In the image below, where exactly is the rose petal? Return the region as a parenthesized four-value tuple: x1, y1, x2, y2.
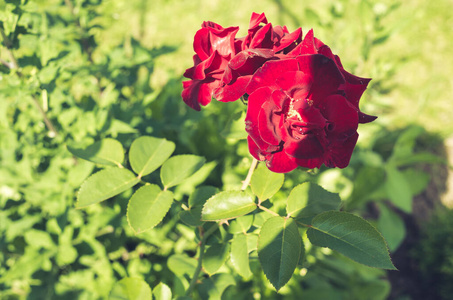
(323, 132, 359, 168)
(249, 23, 274, 49)
(258, 101, 281, 146)
(297, 54, 344, 101)
(295, 157, 324, 169)
(246, 58, 299, 94)
(273, 27, 303, 53)
(266, 150, 298, 173)
(318, 94, 358, 137)
(249, 12, 268, 30)
(214, 75, 251, 102)
(247, 136, 267, 161)
(284, 133, 324, 159)
(246, 87, 279, 152)
(181, 79, 217, 111)
(275, 71, 312, 96)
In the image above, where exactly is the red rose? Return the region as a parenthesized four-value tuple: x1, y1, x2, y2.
(214, 13, 302, 103)
(245, 54, 370, 173)
(287, 29, 376, 124)
(182, 21, 239, 111)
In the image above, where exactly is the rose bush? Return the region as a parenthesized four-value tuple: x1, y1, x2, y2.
(182, 12, 375, 172)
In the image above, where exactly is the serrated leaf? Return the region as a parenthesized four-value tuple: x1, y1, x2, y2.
(77, 168, 139, 208)
(250, 163, 284, 201)
(228, 215, 254, 234)
(385, 166, 412, 213)
(202, 191, 256, 221)
(68, 138, 124, 167)
(127, 184, 173, 234)
(109, 277, 152, 300)
(307, 211, 396, 269)
(129, 136, 175, 177)
(160, 155, 205, 188)
(286, 182, 341, 224)
(258, 217, 302, 291)
(153, 282, 171, 300)
(202, 243, 230, 275)
(230, 234, 252, 278)
(189, 186, 218, 208)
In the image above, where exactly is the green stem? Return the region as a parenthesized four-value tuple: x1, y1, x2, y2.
(241, 158, 258, 191)
(1, 27, 58, 137)
(185, 223, 219, 297)
(257, 201, 280, 217)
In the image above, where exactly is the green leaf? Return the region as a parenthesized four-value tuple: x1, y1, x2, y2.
(109, 277, 152, 300)
(230, 234, 252, 278)
(179, 207, 204, 227)
(160, 155, 206, 188)
(250, 163, 284, 201)
(153, 282, 172, 300)
(377, 204, 405, 252)
(77, 168, 139, 208)
(385, 166, 412, 213)
(127, 184, 174, 234)
(348, 166, 386, 209)
(258, 217, 302, 291)
(202, 243, 230, 275)
(197, 273, 235, 300)
(307, 211, 396, 269)
(180, 186, 218, 227)
(189, 186, 218, 208)
(286, 182, 341, 224)
(68, 138, 124, 167)
(220, 110, 248, 140)
(167, 254, 197, 277)
(227, 215, 254, 234)
(129, 136, 175, 177)
(24, 229, 55, 250)
(202, 191, 256, 221)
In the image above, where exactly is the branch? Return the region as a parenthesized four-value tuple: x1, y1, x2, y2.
(241, 158, 258, 190)
(185, 223, 219, 296)
(1, 27, 58, 137)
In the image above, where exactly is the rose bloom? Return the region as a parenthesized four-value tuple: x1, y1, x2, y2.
(245, 30, 375, 173)
(182, 13, 303, 109)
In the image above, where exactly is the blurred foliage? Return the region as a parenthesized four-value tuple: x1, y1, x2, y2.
(0, 0, 451, 299)
(412, 208, 453, 300)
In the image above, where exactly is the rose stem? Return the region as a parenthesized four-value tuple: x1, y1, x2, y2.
(241, 158, 258, 191)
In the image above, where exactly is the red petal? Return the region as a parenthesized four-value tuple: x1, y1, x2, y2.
(323, 132, 359, 168)
(318, 94, 358, 137)
(214, 75, 251, 102)
(249, 12, 268, 30)
(297, 54, 344, 101)
(295, 157, 323, 169)
(245, 87, 279, 152)
(258, 101, 281, 145)
(246, 58, 299, 94)
(181, 79, 217, 111)
(284, 133, 324, 159)
(247, 136, 267, 161)
(359, 112, 377, 124)
(275, 71, 312, 96)
(229, 49, 275, 72)
(249, 23, 274, 49)
(273, 27, 303, 53)
(266, 150, 298, 173)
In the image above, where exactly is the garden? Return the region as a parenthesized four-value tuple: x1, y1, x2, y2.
(1, 0, 453, 299)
